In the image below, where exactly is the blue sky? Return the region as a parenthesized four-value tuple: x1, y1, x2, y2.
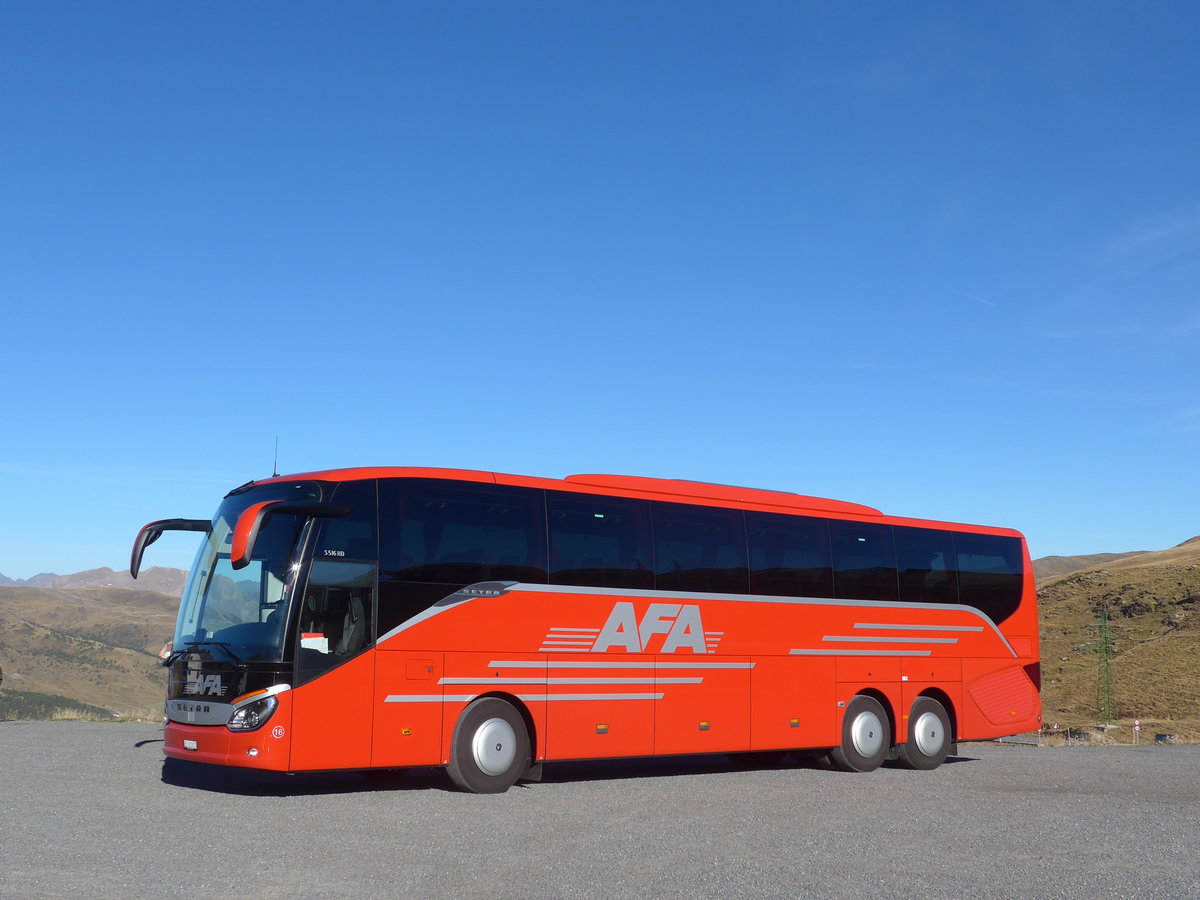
(1, 2, 1197, 578)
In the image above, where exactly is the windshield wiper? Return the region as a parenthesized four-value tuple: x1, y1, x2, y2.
(163, 640, 246, 667)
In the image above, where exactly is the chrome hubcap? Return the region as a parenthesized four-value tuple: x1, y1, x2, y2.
(472, 717, 517, 776)
(914, 711, 943, 755)
(850, 710, 884, 757)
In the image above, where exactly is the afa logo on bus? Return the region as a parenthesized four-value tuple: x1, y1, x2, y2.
(592, 601, 712, 653)
(183, 674, 224, 696)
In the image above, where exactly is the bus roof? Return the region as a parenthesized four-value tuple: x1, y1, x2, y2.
(256, 466, 1023, 539)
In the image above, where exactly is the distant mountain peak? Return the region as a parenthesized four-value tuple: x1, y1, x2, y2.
(0, 567, 186, 596)
(0, 572, 60, 587)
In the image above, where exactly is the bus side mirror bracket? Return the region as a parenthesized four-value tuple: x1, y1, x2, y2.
(230, 503, 350, 570)
(131, 519, 212, 579)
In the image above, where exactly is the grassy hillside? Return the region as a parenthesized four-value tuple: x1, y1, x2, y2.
(1034, 550, 1148, 583)
(0, 586, 177, 718)
(1038, 537, 1200, 742)
(0, 688, 115, 720)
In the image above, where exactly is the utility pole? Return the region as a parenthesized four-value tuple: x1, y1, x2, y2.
(1094, 609, 1117, 727)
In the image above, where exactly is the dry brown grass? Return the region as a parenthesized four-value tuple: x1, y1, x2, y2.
(0, 586, 175, 717)
(1038, 538, 1200, 742)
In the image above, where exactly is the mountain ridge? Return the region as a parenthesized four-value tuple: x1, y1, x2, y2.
(1033, 550, 1150, 582)
(0, 567, 186, 596)
(0, 572, 59, 588)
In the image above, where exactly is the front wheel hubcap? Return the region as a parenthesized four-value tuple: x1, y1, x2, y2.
(472, 717, 517, 776)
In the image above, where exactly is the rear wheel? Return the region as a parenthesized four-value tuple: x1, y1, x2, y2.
(447, 697, 530, 794)
(895, 697, 952, 771)
(828, 695, 890, 773)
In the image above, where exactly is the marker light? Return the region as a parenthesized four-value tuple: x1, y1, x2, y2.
(228, 696, 278, 732)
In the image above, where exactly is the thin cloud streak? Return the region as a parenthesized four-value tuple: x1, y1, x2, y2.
(1102, 211, 1200, 274)
(949, 289, 998, 307)
(1149, 407, 1200, 436)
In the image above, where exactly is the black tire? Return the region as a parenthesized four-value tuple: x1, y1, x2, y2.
(828, 695, 890, 773)
(446, 697, 531, 794)
(894, 697, 952, 771)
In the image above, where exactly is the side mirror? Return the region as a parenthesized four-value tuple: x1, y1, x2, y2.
(131, 519, 212, 579)
(229, 503, 350, 570)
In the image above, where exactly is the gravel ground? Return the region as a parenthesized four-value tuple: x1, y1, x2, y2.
(1, 721, 1197, 898)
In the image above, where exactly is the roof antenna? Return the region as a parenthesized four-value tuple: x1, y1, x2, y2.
(272, 436, 280, 478)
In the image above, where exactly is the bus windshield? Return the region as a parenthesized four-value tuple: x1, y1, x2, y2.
(174, 481, 322, 663)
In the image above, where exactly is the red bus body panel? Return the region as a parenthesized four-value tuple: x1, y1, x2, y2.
(366, 584, 1040, 770)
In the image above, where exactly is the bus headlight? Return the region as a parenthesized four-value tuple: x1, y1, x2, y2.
(228, 696, 278, 731)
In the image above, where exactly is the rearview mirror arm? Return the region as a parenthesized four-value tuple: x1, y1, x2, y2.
(131, 519, 212, 579)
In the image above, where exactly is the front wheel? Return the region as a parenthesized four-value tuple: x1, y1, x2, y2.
(447, 697, 531, 794)
(828, 695, 890, 772)
(895, 697, 952, 770)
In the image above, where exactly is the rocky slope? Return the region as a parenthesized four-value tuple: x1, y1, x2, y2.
(1038, 537, 1200, 740)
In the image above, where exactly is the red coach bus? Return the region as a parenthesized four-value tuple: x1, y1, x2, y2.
(132, 468, 1040, 792)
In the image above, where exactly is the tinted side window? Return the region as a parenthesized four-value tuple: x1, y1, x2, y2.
(955, 533, 1023, 624)
(747, 511, 833, 598)
(653, 502, 747, 594)
(830, 521, 898, 602)
(379, 479, 548, 585)
(894, 526, 958, 605)
(547, 491, 653, 589)
(314, 480, 378, 563)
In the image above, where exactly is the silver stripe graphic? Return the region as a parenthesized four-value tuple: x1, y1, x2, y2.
(439, 677, 701, 685)
(385, 694, 476, 703)
(822, 635, 959, 645)
(383, 693, 663, 703)
(790, 649, 932, 657)
(549, 626, 600, 632)
(541, 640, 594, 646)
(487, 660, 755, 670)
(853, 623, 983, 633)
(543, 647, 591, 652)
(506, 582, 1019, 657)
(517, 693, 662, 702)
